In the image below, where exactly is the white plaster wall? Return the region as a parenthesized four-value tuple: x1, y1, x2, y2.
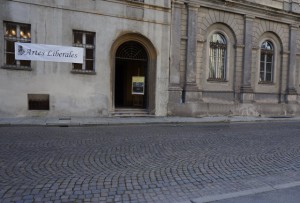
(0, 0, 170, 117)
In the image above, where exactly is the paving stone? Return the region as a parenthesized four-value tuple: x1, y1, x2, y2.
(1, 122, 300, 202)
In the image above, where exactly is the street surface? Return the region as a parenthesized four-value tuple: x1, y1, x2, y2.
(1, 121, 300, 203)
(212, 185, 300, 203)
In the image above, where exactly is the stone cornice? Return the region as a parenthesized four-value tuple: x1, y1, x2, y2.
(186, 0, 300, 25)
(8, 0, 171, 12)
(244, 15, 256, 20)
(290, 24, 300, 30)
(172, 0, 185, 8)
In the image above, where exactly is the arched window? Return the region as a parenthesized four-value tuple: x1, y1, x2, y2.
(260, 40, 274, 83)
(209, 33, 227, 80)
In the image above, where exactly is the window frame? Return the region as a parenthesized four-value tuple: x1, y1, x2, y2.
(2, 21, 32, 71)
(259, 40, 274, 84)
(72, 30, 96, 75)
(208, 32, 228, 81)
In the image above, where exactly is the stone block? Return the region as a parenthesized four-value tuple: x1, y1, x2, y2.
(240, 93, 254, 103)
(126, 6, 144, 20)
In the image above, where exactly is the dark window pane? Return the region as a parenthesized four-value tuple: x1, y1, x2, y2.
(20, 60, 31, 67)
(6, 53, 16, 65)
(86, 49, 94, 60)
(73, 63, 82, 70)
(6, 40, 15, 52)
(85, 60, 94, 71)
(260, 62, 265, 72)
(267, 54, 273, 63)
(86, 33, 94, 45)
(5, 23, 17, 37)
(209, 56, 215, 78)
(74, 32, 83, 44)
(260, 54, 265, 62)
(220, 50, 224, 58)
(20, 24, 31, 39)
(266, 73, 272, 81)
(260, 72, 265, 81)
(266, 63, 272, 72)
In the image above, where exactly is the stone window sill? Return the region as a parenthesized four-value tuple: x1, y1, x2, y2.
(71, 69, 96, 75)
(1, 65, 32, 71)
(258, 81, 274, 85)
(207, 78, 228, 83)
(127, 0, 144, 3)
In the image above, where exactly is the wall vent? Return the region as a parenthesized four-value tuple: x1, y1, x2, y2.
(28, 94, 50, 110)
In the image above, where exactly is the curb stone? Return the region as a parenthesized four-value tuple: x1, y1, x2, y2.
(0, 116, 299, 127)
(189, 181, 300, 203)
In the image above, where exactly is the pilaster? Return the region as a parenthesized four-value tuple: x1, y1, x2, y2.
(240, 15, 255, 103)
(169, 1, 183, 88)
(169, 1, 184, 104)
(286, 24, 298, 103)
(185, 3, 198, 89)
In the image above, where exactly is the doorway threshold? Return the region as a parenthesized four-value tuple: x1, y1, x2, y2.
(112, 108, 151, 117)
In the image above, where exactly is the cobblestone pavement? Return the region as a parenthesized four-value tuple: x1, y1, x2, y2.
(1, 121, 300, 203)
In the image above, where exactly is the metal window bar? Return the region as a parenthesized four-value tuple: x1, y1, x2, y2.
(115, 41, 148, 61)
(72, 31, 95, 71)
(209, 41, 226, 80)
(260, 46, 274, 82)
(4, 22, 31, 67)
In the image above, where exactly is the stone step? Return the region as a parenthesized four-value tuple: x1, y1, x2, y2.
(112, 108, 152, 117)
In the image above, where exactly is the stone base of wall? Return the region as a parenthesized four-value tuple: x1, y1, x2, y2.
(167, 102, 300, 117)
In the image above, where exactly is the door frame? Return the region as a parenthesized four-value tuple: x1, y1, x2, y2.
(110, 33, 157, 114)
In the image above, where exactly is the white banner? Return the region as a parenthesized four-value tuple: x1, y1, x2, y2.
(15, 43, 84, 63)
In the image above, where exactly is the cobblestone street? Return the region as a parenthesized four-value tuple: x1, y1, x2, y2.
(1, 121, 300, 203)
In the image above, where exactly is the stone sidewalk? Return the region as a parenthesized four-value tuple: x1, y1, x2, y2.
(208, 184, 300, 203)
(0, 115, 299, 126)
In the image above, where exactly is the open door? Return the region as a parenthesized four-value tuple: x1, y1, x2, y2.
(115, 41, 148, 109)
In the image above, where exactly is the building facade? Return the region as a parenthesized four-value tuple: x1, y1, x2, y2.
(168, 0, 300, 116)
(0, 0, 170, 117)
(1, 0, 300, 117)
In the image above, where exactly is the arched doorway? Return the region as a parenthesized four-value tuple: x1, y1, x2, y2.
(115, 41, 148, 109)
(111, 33, 157, 115)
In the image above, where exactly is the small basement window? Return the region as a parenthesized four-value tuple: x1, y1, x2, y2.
(28, 94, 50, 110)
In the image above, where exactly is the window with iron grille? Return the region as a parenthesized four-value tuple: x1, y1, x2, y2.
(209, 33, 227, 81)
(3, 22, 31, 70)
(72, 30, 95, 73)
(260, 40, 274, 83)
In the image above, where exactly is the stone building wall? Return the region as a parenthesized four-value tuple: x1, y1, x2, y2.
(168, 0, 300, 116)
(0, 0, 171, 117)
(1, 0, 300, 118)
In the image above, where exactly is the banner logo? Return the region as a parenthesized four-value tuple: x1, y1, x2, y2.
(18, 45, 26, 56)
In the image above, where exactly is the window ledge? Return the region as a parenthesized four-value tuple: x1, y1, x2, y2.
(207, 78, 228, 83)
(127, 0, 144, 4)
(1, 65, 32, 71)
(71, 69, 96, 75)
(258, 81, 274, 85)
